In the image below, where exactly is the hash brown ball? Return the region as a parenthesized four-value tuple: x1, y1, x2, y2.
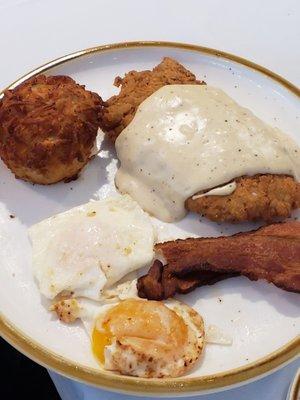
(0, 75, 103, 184)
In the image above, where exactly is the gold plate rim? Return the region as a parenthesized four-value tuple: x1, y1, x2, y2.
(290, 369, 300, 400)
(0, 41, 299, 395)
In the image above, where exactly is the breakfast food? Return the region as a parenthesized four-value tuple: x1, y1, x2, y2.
(138, 260, 238, 300)
(114, 84, 300, 222)
(14, 55, 299, 382)
(93, 299, 204, 378)
(0, 74, 102, 184)
(137, 221, 300, 299)
(53, 298, 205, 378)
(186, 174, 300, 223)
(29, 195, 155, 300)
(51, 298, 81, 323)
(100, 57, 204, 141)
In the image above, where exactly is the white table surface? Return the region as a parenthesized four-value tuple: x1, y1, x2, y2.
(0, 0, 299, 399)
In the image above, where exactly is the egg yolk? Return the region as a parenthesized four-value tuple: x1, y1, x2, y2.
(92, 299, 188, 364)
(92, 321, 112, 364)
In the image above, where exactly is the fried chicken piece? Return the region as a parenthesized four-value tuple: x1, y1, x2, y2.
(99, 56, 300, 223)
(100, 57, 204, 141)
(102, 58, 299, 223)
(0, 75, 103, 184)
(138, 221, 300, 299)
(50, 298, 81, 323)
(137, 259, 237, 300)
(186, 174, 300, 223)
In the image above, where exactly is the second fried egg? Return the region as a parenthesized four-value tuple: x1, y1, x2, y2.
(79, 298, 205, 378)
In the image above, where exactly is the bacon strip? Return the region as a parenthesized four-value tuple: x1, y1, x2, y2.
(137, 260, 237, 300)
(137, 221, 300, 299)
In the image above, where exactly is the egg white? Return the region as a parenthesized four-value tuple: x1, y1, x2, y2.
(29, 195, 155, 300)
(74, 296, 205, 378)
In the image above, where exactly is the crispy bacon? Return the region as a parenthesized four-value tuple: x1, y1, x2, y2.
(137, 221, 300, 299)
(137, 260, 237, 300)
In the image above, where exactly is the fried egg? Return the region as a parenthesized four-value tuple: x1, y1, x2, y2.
(69, 297, 205, 378)
(29, 195, 155, 300)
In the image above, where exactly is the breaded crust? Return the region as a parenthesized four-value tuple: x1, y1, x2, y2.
(0, 75, 103, 184)
(186, 174, 300, 223)
(100, 57, 204, 141)
(50, 298, 80, 323)
(101, 59, 299, 223)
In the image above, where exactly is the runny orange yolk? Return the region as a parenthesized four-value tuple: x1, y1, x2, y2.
(92, 321, 112, 364)
(92, 299, 188, 364)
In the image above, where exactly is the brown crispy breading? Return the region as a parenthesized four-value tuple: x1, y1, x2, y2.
(186, 174, 300, 223)
(100, 57, 204, 141)
(50, 298, 80, 323)
(137, 221, 300, 300)
(101, 58, 299, 223)
(0, 74, 103, 184)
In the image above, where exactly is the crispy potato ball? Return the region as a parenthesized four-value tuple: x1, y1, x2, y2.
(0, 75, 103, 184)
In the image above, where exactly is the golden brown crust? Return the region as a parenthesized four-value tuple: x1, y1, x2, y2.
(101, 58, 299, 223)
(0, 74, 103, 184)
(50, 298, 80, 323)
(186, 174, 300, 223)
(100, 57, 205, 141)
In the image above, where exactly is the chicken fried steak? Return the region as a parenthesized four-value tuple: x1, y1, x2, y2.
(101, 59, 299, 224)
(100, 57, 204, 142)
(186, 175, 300, 223)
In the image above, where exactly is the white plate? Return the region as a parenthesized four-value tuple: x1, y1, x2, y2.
(287, 369, 300, 400)
(0, 42, 299, 397)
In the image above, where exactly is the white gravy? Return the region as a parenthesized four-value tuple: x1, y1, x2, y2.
(192, 182, 237, 200)
(115, 85, 300, 222)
